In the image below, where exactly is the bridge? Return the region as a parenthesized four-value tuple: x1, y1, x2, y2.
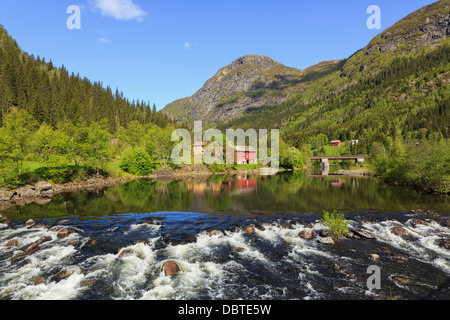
(308, 156, 370, 175)
(308, 156, 370, 163)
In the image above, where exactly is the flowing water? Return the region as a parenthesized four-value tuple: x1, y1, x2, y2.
(0, 170, 449, 300)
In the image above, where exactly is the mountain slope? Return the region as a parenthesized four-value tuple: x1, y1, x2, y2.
(164, 54, 315, 125)
(165, 0, 449, 134)
(218, 0, 449, 152)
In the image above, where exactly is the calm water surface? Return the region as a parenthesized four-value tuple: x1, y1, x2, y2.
(0, 170, 449, 300)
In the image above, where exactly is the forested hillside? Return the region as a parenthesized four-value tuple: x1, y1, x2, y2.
(0, 25, 172, 132)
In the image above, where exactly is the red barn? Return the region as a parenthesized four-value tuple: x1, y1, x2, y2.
(234, 146, 257, 165)
(330, 140, 343, 147)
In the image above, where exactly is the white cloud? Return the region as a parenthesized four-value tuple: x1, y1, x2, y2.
(98, 37, 110, 44)
(184, 42, 197, 51)
(92, 0, 147, 22)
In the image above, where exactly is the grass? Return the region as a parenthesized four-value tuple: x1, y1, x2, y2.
(23, 161, 46, 171)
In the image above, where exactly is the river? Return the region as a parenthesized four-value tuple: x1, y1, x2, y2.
(0, 170, 448, 300)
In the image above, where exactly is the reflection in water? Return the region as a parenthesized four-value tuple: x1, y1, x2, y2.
(3, 171, 448, 221)
(1, 171, 449, 301)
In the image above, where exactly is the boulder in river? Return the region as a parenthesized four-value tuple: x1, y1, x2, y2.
(299, 229, 315, 240)
(234, 247, 245, 253)
(209, 230, 224, 237)
(5, 240, 19, 248)
(318, 237, 335, 245)
(391, 227, 410, 237)
(244, 225, 256, 235)
(25, 219, 35, 226)
(351, 229, 376, 239)
(57, 228, 76, 239)
(411, 219, 429, 227)
(435, 239, 450, 250)
(164, 261, 180, 276)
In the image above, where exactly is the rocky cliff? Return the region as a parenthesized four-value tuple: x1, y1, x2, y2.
(163, 54, 304, 125)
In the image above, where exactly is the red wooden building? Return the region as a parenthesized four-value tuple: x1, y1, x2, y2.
(234, 146, 257, 165)
(330, 140, 343, 147)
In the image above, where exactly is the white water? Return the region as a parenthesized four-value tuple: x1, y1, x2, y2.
(1, 217, 449, 300)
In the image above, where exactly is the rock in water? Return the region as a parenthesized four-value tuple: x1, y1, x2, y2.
(244, 225, 256, 235)
(435, 239, 450, 250)
(164, 261, 180, 276)
(391, 227, 410, 237)
(299, 229, 315, 240)
(351, 229, 376, 239)
(318, 237, 335, 245)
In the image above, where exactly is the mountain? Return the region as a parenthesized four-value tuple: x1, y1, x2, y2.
(164, 0, 449, 144)
(163, 54, 310, 125)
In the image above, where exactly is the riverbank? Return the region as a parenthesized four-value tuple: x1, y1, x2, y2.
(0, 165, 264, 211)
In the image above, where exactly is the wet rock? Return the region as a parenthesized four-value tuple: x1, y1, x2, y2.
(299, 229, 315, 240)
(32, 277, 46, 285)
(209, 230, 224, 237)
(81, 280, 97, 287)
(69, 239, 82, 247)
(243, 225, 256, 235)
(28, 224, 47, 230)
(84, 239, 98, 247)
(11, 251, 25, 261)
(25, 219, 35, 226)
(318, 237, 335, 245)
(256, 225, 266, 232)
(370, 254, 380, 261)
(391, 227, 410, 237)
(435, 239, 450, 250)
(18, 259, 31, 267)
(305, 223, 314, 229)
(164, 261, 180, 276)
(234, 247, 245, 253)
(118, 249, 134, 258)
(5, 239, 19, 248)
(24, 243, 41, 255)
(411, 219, 429, 227)
(55, 271, 75, 281)
(351, 229, 376, 239)
(392, 276, 410, 286)
(345, 231, 360, 239)
(320, 229, 331, 238)
(57, 228, 76, 239)
(35, 236, 52, 246)
(280, 224, 291, 230)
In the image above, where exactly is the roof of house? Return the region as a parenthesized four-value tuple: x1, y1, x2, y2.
(193, 142, 209, 147)
(330, 140, 342, 143)
(234, 146, 257, 153)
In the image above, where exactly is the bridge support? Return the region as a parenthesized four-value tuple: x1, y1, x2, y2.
(355, 158, 365, 166)
(320, 159, 329, 176)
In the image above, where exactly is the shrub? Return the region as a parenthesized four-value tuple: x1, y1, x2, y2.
(321, 210, 350, 239)
(120, 148, 155, 176)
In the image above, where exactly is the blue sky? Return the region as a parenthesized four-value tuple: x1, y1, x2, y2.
(0, 0, 437, 109)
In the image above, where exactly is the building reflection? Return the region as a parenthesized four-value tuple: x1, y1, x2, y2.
(187, 175, 257, 196)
